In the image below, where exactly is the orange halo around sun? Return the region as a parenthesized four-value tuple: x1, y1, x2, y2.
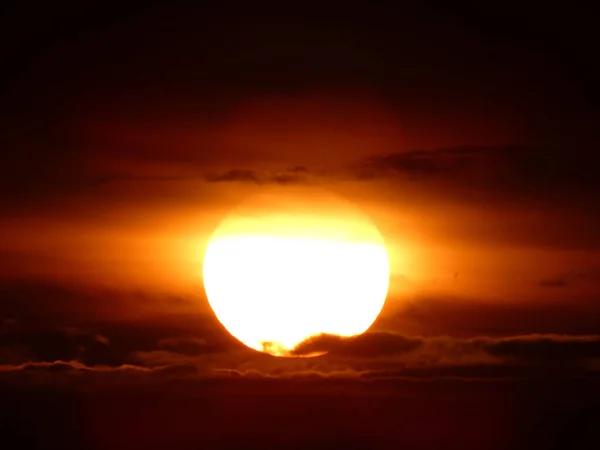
(202, 186, 390, 357)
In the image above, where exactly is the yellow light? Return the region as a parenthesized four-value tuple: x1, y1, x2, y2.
(202, 187, 390, 356)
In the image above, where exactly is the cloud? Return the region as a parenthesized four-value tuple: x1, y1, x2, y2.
(156, 335, 231, 357)
(292, 332, 600, 370)
(538, 270, 599, 289)
(292, 332, 422, 357)
(386, 294, 600, 337)
(0, 280, 207, 323)
(0, 360, 152, 374)
(204, 166, 313, 185)
(539, 279, 567, 288)
(130, 350, 199, 367)
(352, 145, 600, 204)
(0, 328, 118, 366)
(0, 344, 32, 365)
(354, 147, 477, 180)
(482, 334, 600, 362)
(87, 172, 201, 187)
(0, 283, 236, 366)
(0, 359, 201, 387)
(2, 280, 600, 382)
(268, 166, 312, 184)
(85, 165, 315, 187)
(2, 332, 600, 384)
(204, 169, 260, 183)
(147, 332, 600, 380)
(94, 334, 110, 345)
(158, 336, 208, 352)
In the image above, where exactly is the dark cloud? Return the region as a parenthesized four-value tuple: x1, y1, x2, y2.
(289, 165, 309, 174)
(539, 279, 567, 288)
(0, 344, 32, 364)
(204, 166, 313, 185)
(0, 281, 237, 366)
(204, 169, 260, 184)
(292, 332, 600, 369)
(66, 164, 314, 189)
(87, 172, 197, 187)
(1, 331, 600, 385)
(0, 280, 184, 323)
(0, 280, 204, 322)
(0, 326, 124, 366)
(354, 147, 478, 181)
(538, 270, 599, 289)
(0, 323, 234, 368)
(268, 169, 311, 185)
(0, 360, 200, 388)
(3, 281, 600, 382)
(353, 145, 600, 204)
(381, 295, 600, 338)
(483, 334, 600, 362)
(292, 331, 422, 357)
(129, 350, 200, 368)
(0, 360, 150, 374)
(157, 336, 228, 356)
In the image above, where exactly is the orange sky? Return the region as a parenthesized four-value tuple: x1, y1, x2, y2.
(1, 3, 599, 336)
(3, 6, 600, 450)
(2, 94, 599, 318)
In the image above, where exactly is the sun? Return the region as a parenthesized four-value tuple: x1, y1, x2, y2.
(202, 186, 390, 356)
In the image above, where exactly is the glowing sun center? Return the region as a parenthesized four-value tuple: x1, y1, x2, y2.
(202, 187, 390, 356)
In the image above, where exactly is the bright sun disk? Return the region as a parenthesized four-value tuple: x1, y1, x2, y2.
(202, 186, 390, 356)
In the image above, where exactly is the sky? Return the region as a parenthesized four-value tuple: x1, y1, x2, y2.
(1, 2, 600, 449)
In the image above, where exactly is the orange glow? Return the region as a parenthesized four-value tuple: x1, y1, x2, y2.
(202, 186, 390, 356)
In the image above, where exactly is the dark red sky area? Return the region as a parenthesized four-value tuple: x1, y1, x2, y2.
(1, 2, 600, 449)
(1, 2, 598, 207)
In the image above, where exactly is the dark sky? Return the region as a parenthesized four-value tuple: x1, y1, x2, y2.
(1, 1, 599, 209)
(2, 2, 598, 129)
(1, 2, 600, 449)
